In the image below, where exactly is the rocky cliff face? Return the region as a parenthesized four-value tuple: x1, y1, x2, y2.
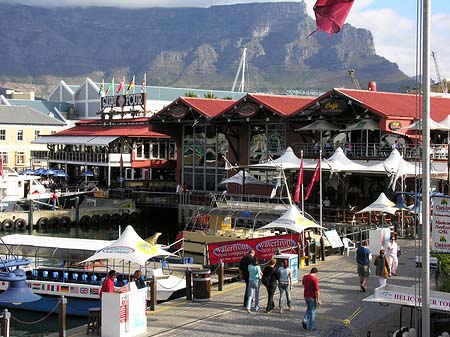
(0, 2, 413, 94)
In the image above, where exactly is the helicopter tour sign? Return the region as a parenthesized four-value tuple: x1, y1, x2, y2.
(431, 196, 450, 253)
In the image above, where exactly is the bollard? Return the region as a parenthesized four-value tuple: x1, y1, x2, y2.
(59, 295, 67, 337)
(149, 275, 157, 311)
(320, 236, 325, 261)
(218, 262, 224, 291)
(305, 241, 310, 266)
(311, 240, 317, 264)
(28, 200, 33, 234)
(1, 309, 10, 337)
(185, 268, 192, 300)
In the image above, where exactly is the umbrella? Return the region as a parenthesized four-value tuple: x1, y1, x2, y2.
(53, 170, 69, 178)
(356, 192, 398, 216)
(21, 169, 35, 175)
(295, 119, 337, 150)
(218, 171, 265, 186)
(257, 204, 323, 233)
(80, 170, 95, 177)
(34, 168, 46, 175)
(82, 226, 172, 265)
(345, 119, 380, 156)
(43, 168, 57, 175)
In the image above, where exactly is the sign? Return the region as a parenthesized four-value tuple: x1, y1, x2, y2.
(169, 106, 188, 119)
(101, 93, 145, 109)
(389, 121, 402, 131)
(324, 230, 343, 248)
(237, 103, 258, 118)
(431, 196, 450, 253)
(207, 233, 300, 265)
(320, 100, 345, 114)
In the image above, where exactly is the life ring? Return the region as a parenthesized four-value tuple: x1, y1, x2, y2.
(2, 219, 15, 231)
(36, 217, 49, 228)
(14, 218, 27, 230)
(79, 215, 91, 227)
(60, 216, 72, 228)
(49, 217, 60, 228)
(119, 212, 129, 225)
(101, 213, 111, 227)
(91, 214, 101, 227)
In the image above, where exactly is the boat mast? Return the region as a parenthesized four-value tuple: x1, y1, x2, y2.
(231, 48, 247, 93)
(421, 0, 431, 335)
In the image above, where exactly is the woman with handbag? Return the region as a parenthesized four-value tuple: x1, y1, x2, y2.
(374, 249, 391, 287)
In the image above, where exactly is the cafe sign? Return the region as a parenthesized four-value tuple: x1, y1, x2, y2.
(320, 100, 345, 114)
(237, 103, 258, 118)
(389, 121, 402, 131)
(169, 106, 188, 119)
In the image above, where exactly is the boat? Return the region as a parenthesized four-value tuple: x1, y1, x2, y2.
(0, 167, 91, 211)
(0, 231, 186, 316)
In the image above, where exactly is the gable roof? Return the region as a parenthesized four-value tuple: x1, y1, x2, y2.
(0, 105, 65, 125)
(245, 93, 314, 117)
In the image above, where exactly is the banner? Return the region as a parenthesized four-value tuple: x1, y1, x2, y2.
(207, 233, 301, 265)
(431, 196, 450, 253)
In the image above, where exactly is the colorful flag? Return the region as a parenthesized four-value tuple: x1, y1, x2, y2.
(305, 160, 320, 200)
(126, 75, 135, 94)
(293, 158, 304, 203)
(311, 0, 355, 36)
(142, 73, 146, 93)
(117, 77, 125, 94)
(98, 79, 105, 96)
(105, 78, 114, 96)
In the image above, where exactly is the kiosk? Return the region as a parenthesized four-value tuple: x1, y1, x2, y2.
(273, 253, 298, 283)
(101, 288, 147, 337)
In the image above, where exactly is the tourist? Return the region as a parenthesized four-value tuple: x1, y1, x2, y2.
(323, 196, 331, 207)
(278, 259, 293, 314)
(302, 267, 321, 332)
(100, 270, 121, 298)
(239, 248, 255, 307)
(245, 258, 262, 313)
(51, 191, 58, 211)
(133, 270, 146, 289)
(262, 258, 278, 313)
(387, 237, 399, 276)
(356, 240, 371, 292)
(374, 249, 391, 287)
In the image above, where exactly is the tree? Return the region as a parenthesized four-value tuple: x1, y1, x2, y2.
(204, 92, 217, 99)
(184, 91, 198, 97)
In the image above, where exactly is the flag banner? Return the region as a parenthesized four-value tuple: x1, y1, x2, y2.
(142, 73, 146, 92)
(126, 75, 135, 94)
(305, 160, 320, 200)
(311, 0, 354, 35)
(105, 78, 114, 96)
(293, 158, 304, 203)
(98, 79, 105, 96)
(117, 77, 124, 94)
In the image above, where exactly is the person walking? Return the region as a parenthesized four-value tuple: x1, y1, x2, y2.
(355, 240, 371, 292)
(245, 258, 262, 313)
(262, 258, 278, 313)
(387, 237, 399, 276)
(374, 249, 391, 287)
(302, 267, 321, 332)
(277, 259, 293, 314)
(239, 248, 255, 307)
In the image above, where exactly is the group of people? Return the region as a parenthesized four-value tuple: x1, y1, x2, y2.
(239, 249, 321, 332)
(99, 269, 147, 298)
(356, 237, 400, 292)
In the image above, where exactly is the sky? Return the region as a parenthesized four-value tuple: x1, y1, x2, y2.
(2, 0, 449, 80)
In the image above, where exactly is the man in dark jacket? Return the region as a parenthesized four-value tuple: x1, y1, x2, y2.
(239, 248, 255, 307)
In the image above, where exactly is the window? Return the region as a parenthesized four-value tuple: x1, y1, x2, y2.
(249, 124, 285, 164)
(17, 130, 24, 141)
(51, 131, 56, 135)
(0, 152, 8, 165)
(34, 130, 40, 139)
(16, 152, 26, 165)
(0, 130, 5, 141)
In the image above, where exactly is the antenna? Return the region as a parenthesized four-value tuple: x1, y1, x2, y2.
(431, 51, 448, 94)
(231, 48, 247, 92)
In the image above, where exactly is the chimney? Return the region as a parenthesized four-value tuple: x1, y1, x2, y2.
(368, 82, 377, 91)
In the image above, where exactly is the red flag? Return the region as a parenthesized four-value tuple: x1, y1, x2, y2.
(117, 77, 124, 94)
(305, 160, 320, 200)
(0, 158, 3, 178)
(293, 158, 304, 203)
(311, 0, 355, 36)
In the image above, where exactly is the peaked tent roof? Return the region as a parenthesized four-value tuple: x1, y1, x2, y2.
(356, 192, 398, 215)
(295, 119, 337, 131)
(257, 204, 322, 233)
(345, 119, 379, 131)
(218, 170, 265, 185)
(400, 118, 450, 131)
(245, 147, 316, 170)
(322, 147, 369, 173)
(82, 225, 172, 265)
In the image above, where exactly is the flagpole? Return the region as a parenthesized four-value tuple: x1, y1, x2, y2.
(301, 151, 304, 214)
(421, 0, 431, 335)
(319, 149, 323, 232)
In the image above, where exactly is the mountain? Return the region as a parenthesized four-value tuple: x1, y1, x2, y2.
(0, 2, 414, 95)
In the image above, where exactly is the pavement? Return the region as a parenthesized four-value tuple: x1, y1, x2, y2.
(49, 238, 421, 337)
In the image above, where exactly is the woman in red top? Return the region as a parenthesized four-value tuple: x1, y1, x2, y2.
(100, 270, 117, 298)
(302, 267, 321, 332)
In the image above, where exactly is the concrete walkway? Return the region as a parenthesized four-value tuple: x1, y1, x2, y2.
(50, 238, 421, 337)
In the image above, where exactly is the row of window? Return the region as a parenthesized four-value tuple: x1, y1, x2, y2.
(0, 130, 57, 141)
(1, 152, 27, 165)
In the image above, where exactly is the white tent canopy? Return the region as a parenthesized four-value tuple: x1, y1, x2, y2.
(401, 119, 450, 131)
(257, 204, 323, 233)
(246, 147, 316, 170)
(356, 192, 398, 215)
(218, 170, 265, 185)
(82, 225, 172, 265)
(322, 147, 370, 173)
(345, 119, 379, 131)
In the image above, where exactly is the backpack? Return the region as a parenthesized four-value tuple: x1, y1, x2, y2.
(262, 267, 273, 287)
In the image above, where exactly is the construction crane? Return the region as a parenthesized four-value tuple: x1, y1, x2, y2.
(431, 51, 448, 94)
(348, 69, 361, 90)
